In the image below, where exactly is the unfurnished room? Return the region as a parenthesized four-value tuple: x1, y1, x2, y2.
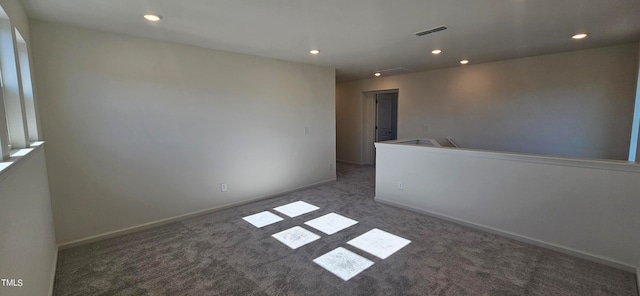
(0, 0, 639, 295)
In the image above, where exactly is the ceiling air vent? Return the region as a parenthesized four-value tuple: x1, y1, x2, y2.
(414, 25, 448, 37)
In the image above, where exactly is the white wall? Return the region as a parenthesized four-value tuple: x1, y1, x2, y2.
(0, 147, 57, 296)
(0, 0, 28, 40)
(0, 1, 56, 295)
(337, 43, 639, 163)
(375, 143, 640, 270)
(30, 21, 336, 244)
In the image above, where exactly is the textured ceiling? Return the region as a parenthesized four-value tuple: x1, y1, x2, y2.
(21, 0, 640, 81)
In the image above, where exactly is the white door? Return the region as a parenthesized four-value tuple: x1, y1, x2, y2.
(376, 93, 398, 142)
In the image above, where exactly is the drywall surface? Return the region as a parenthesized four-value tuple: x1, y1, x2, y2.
(0, 1, 55, 295)
(375, 143, 640, 269)
(0, 0, 29, 41)
(0, 147, 57, 296)
(337, 43, 639, 163)
(30, 20, 336, 244)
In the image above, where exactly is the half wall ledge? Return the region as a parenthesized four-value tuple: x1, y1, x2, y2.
(374, 139, 640, 271)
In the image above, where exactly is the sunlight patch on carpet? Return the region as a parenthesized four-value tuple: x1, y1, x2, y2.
(304, 213, 358, 235)
(273, 201, 320, 218)
(272, 226, 321, 249)
(242, 211, 284, 228)
(313, 247, 374, 281)
(347, 228, 411, 259)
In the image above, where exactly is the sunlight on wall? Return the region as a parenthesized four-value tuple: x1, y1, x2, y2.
(628, 63, 640, 161)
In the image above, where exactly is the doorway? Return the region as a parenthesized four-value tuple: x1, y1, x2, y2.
(376, 92, 398, 142)
(362, 90, 398, 165)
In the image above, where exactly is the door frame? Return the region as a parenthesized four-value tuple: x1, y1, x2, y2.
(361, 89, 399, 165)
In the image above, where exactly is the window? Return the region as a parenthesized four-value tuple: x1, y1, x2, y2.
(15, 29, 40, 143)
(0, 9, 11, 160)
(0, 4, 41, 166)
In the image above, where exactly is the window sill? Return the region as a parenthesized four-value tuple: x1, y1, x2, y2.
(0, 141, 45, 183)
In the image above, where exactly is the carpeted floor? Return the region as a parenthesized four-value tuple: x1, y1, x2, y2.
(53, 163, 639, 295)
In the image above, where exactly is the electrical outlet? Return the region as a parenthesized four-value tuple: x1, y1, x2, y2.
(304, 127, 310, 135)
(422, 124, 429, 132)
(221, 183, 228, 192)
(397, 181, 404, 190)
(329, 163, 333, 170)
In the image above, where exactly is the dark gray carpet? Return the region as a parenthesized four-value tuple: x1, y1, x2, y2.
(54, 163, 639, 295)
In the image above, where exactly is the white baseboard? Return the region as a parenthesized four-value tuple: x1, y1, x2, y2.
(48, 247, 58, 296)
(58, 178, 336, 250)
(636, 264, 639, 296)
(375, 196, 636, 273)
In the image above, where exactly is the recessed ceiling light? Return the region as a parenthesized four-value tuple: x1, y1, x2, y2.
(460, 60, 469, 65)
(310, 49, 320, 55)
(374, 72, 381, 77)
(572, 33, 588, 40)
(432, 49, 442, 55)
(143, 14, 163, 22)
